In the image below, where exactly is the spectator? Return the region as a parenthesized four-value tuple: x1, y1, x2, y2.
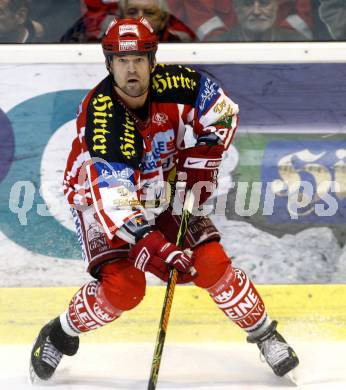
(0, 0, 39, 43)
(167, 0, 313, 41)
(79, 0, 121, 42)
(167, 0, 235, 40)
(278, 0, 313, 39)
(319, 0, 346, 40)
(62, 0, 196, 42)
(308, 0, 332, 41)
(120, 0, 196, 41)
(219, 0, 307, 41)
(30, 0, 82, 42)
(61, 1, 120, 42)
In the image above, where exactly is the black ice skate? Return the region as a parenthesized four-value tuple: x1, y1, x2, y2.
(29, 317, 79, 382)
(247, 320, 299, 377)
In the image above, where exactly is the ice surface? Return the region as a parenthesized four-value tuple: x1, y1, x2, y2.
(1, 342, 345, 389)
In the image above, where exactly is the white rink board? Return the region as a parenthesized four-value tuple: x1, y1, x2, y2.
(0, 62, 345, 286)
(1, 342, 345, 389)
(1, 42, 346, 64)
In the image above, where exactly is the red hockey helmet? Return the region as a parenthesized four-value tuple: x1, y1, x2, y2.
(102, 18, 158, 58)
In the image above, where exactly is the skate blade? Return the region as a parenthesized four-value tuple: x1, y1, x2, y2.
(29, 363, 40, 385)
(285, 368, 299, 386)
(28, 337, 49, 386)
(29, 357, 50, 386)
(29, 365, 53, 386)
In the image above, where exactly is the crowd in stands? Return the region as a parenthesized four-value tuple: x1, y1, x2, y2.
(0, 0, 345, 44)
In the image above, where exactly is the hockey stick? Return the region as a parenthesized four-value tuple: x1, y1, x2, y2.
(147, 190, 195, 390)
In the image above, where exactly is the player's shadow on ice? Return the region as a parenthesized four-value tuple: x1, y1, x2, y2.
(53, 372, 296, 389)
(52, 353, 297, 389)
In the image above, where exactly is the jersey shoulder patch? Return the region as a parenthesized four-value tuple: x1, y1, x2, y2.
(151, 64, 201, 105)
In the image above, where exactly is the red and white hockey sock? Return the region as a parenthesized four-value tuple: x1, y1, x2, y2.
(60, 280, 123, 336)
(207, 265, 271, 335)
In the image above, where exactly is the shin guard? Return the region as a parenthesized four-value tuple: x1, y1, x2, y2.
(60, 280, 123, 335)
(208, 266, 269, 333)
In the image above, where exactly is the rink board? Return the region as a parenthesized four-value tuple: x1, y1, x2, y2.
(0, 63, 345, 287)
(1, 284, 345, 344)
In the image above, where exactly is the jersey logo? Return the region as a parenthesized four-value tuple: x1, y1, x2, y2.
(199, 79, 218, 111)
(119, 40, 138, 52)
(187, 160, 202, 166)
(135, 247, 150, 272)
(152, 112, 168, 126)
(119, 25, 139, 37)
(184, 158, 221, 169)
(184, 158, 205, 169)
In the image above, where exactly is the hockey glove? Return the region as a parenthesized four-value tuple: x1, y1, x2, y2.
(128, 230, 196, 284)
(176, 144, 224, 205)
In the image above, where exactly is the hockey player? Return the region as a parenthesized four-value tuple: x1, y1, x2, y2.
(29, 17, 299, 383)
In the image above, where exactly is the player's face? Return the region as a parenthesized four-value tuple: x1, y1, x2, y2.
(124, 0, 167, 33)
(111, 54, 151, 97)
(235, 0, 278, 34)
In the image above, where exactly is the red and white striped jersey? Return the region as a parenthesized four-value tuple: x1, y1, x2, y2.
(63, 64, 239, 240)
